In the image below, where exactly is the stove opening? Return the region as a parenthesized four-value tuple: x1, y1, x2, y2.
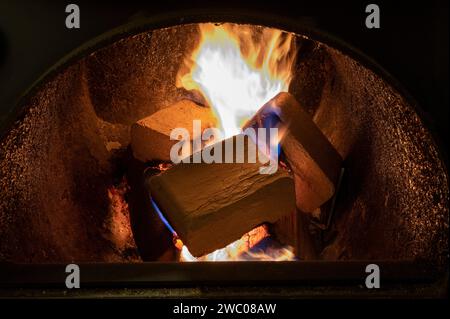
(0, 22, 447, 268)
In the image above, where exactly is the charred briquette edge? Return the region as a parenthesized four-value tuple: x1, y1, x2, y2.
(147, 134, 296, 257)
(130, 99, 217, 162)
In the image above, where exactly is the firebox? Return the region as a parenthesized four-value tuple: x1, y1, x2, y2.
(0, 7, 448, 298)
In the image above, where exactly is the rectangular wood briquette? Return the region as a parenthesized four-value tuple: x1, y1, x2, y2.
(131, 99, 217, 162)
(148, 134, 296, 257)
(245, 92, 343, 213)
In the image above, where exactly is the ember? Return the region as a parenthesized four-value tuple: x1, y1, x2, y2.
(105, 178, 141, 261)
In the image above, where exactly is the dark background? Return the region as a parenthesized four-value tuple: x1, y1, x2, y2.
(0, 0, 448, 149)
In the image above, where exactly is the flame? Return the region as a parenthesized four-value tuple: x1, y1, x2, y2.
(178, 225, 296, 262)
(150, 197, 294, 262)
(174, 24, 297, 262)
(177, 23, 296, 139)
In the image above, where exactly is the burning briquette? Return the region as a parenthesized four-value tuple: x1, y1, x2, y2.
(245, 92, 343, 213)
(148, 134, 296, 257)
(131, 99, 217, 162)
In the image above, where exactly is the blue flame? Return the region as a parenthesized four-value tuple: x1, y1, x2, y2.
(243, 105, 282, 159)
(150, 197, 177, 236)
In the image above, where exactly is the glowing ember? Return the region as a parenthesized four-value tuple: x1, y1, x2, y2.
(177, 23, 296, 139)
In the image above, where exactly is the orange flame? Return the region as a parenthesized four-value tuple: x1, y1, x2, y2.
(175, 24, 297, 262)
(177, 23, 296, 139)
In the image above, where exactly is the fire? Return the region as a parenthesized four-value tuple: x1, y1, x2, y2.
(178, 225, 296, 262)
(173, 24, 297, 262)
(177, 23, 296, 139)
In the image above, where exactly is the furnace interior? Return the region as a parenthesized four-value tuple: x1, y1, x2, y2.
(0, 23, 447, 266)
